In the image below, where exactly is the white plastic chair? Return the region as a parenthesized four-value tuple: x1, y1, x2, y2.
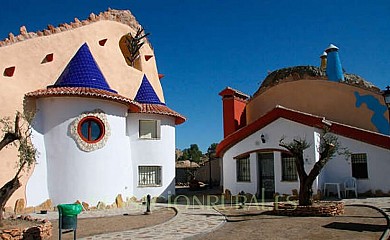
(343, 177, 358, 198)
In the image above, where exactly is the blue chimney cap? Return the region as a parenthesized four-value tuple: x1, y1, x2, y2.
(50, 43, 117, 93)
(135, 75, 165, 105)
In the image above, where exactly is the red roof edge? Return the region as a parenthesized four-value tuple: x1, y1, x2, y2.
(216, 106, 390, 157)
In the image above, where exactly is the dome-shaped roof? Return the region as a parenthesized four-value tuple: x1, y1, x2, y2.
(49, 43, 117, 93)
(254, 66, 380, 97)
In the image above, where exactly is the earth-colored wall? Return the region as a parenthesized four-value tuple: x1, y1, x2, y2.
(246, 79, 389, 135)
(0, 10, 165, 207)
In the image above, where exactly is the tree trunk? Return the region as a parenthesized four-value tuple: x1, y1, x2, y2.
(0, 176, 22, 227)
(299, 180, 314, 206)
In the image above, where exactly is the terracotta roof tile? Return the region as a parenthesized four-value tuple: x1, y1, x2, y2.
(216, 105, 390, 157)
(25, 87, 141, 111)
(139, 103, 186, 125)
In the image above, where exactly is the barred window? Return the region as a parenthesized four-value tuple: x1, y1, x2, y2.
(138, 166, 162, 186)
(351, 153, 368, 179)
(281, 153, 298, 181)
(237, 157, 250, 182)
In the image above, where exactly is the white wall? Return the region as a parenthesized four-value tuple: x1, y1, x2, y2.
(26, 126, 49, 206)
(127, 113, 176, 200)
(26, 97, 132, 206)
(222, 117, 390, 197)
(223, 118, 320, 196)
(322, 134, 390, 194)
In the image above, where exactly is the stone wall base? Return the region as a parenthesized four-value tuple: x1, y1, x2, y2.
(273, 201, 344, 217)
(0, 215, 52, 240)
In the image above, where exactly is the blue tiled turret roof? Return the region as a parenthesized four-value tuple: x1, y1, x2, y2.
(134, 75, 165, 105)
(50, 43, 117, 93)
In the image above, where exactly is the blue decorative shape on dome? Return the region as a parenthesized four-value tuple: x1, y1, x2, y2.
(135, 75, 164, 105)
(51, 43, 117, 93)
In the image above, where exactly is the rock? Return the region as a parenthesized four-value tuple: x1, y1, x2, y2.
(96, 201, 106, 210)
(39, 199, 53, 211)
(116, 194, 125, 208)
(8, 33, 15, 42)
(14, 198, 25, 214)
(224, 189, 232, 200)
(89, 13, 96, 21)
(1, 233, 12, 240)
(292, 189, 299, 196)
(16, 34, 25, 41)
(19, 26, 27, 35)
(82, 202, 90, 211)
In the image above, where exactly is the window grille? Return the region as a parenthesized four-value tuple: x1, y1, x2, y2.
(138, 166, 162, 186)
(237, 157, 250, 182)
(281, 153, 298, 181)
(351, 153, 368, 179)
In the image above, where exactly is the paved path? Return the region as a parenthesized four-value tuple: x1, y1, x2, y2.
(31, 197, 390, 239)
(80, 204, 225, 240)
(31, 203, 226, 240)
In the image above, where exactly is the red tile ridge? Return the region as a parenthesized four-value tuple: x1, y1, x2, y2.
(216, 105, 390, 157)
(139, 103, 186, 125)
(25, 87, 141, 110)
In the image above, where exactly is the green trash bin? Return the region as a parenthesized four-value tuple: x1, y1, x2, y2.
(58, 204, 82, 240)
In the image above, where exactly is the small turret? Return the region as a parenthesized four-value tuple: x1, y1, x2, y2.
(325, 44, 344, 82)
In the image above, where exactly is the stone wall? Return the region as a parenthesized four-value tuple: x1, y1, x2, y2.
(0, 216, 52, 240)
(274, 201, 345, 217)
(0, 8, 146, 48)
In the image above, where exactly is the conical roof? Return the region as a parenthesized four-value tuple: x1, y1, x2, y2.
(134, 75, 164, 105)
(50, 43, 117, 93)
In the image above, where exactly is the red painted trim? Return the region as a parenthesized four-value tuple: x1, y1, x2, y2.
(77, 116, 105, 143)
(216, 106, 390, 157)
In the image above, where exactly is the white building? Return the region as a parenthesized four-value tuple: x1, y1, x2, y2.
(216, 46, 390, 198)
(0, 9, 185, 208)
(23, 43, 185, 206)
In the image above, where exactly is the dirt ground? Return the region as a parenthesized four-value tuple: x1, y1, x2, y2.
(50, 207, 176, 239)
(188, 205, 388, 240)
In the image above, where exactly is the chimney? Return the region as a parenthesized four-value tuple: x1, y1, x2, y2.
(219, 87, 249, 138)
(325, 44, 344, 82)
(320, 51, 327, 71)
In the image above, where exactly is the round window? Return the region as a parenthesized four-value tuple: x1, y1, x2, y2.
(77, 116, 105, 143)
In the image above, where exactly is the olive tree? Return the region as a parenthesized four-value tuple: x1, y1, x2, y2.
(0, 112, 37, 226)
(279, 128, 347, 206)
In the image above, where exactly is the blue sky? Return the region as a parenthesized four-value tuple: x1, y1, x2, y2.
(1, 0, 389, 152)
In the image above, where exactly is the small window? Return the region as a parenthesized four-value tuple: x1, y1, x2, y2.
(139, 120, 160, 139)
(138, 166, 162, 187)
(77, 116, 105, 143)
(281, 153, 298, 181)
(237, 157, 250, 182)
(351, 153, 368, 179)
